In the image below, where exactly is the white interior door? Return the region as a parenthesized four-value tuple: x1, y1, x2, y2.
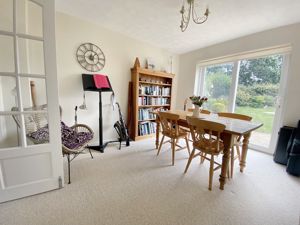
(0, 0, 63, 202)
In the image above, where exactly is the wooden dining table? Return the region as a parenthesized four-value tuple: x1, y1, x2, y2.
(155, 110, 263, 190)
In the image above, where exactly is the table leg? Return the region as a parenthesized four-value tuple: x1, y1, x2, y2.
(155, 117, 160, 149)
(240, 132, 251, 173)
(219, 133, 233, 190)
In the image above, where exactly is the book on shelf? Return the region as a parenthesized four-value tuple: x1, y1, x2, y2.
(139, 108, 156, 121)
(139, 85, 171, 96)
(138, 121, 157, 136)
(138, 107, 168, 121)
(138, 96, 170, 106)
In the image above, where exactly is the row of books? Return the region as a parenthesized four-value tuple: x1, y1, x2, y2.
(138, 108, 156, 121)
(138, 122, 157, 136)
(138, 96, 170, 106)
(139, 85, 171, 96)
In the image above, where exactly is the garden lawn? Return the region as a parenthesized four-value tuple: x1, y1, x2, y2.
(235, 106, 275, 133)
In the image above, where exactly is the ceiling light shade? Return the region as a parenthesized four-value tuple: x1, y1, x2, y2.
(180, 0, 210, 32)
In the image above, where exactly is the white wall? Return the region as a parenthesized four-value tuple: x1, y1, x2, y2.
(55, 12, 178, 142)
(176, 23, 300, 127)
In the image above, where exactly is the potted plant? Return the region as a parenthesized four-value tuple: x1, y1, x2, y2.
(189, 96, 208, 117)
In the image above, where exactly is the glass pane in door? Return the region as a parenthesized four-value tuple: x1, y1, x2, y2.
(235, 55, 283, 149)
(0, 76, 18, 111)
(20, 77, 47, 108)
(17, 0, 43, 37)
(0, 35, 15, 72)
(18, 38, 45, 75)
(0, 0, 13, 32)
(24, 112, 49, 146)
(203, 63, 234, 112)
(19, 77, 48, 146)
(0, 115, 21, 148)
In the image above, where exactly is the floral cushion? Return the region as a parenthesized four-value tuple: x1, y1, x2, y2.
(28, 125, 49, 144)
(28, 122, 93, 149)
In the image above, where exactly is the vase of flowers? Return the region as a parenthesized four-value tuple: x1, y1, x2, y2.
(189, 96, 208, 117)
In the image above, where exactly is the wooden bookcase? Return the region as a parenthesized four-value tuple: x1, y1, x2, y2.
(129, 61, 175, 141)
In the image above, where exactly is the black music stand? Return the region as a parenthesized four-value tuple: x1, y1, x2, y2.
(82, 74, 119, 153)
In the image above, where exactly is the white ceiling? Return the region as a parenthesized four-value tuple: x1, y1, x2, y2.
(55, 0, 300, 54)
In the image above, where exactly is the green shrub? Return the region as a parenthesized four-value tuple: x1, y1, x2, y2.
(236, 84, 278, 108)
(250, 84, 279, 97)
(249, 95, 265, 108)
(206, 73, 231, 98)
(236, 88, 251, 106)
(264, 96, 275, 107)
(211, 102, 226, 113)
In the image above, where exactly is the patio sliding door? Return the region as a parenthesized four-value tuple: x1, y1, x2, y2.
(196, 51, 290, 154)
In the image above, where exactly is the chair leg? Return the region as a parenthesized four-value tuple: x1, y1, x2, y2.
(236, 144, 241, 161)
(157, 135, 165, 156)
(88, 148, 94, 159)
(230, 147, 234, 178)
(208, 155, 214, 191)
(184, 148, 196, 173)
(171, 138, 175, 166)
(184, 135, 191, 155)
(200, 153, 206, 164)
(67, 154, 71, 184)
(227, 165, 230, 180)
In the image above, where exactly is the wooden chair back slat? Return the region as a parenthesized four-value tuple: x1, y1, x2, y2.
(158, 111, 180, 137)
(186, 116, 225, 153)
(217, 112, 252, 121)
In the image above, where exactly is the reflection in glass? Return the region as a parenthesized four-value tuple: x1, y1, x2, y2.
(24, 112, 49, 146)
(203, 63, 234, 112)
(18, 38, 45, 75)
(17, 0, 43, 37)
(0, 76, 18, 111)
(20, 77, 47, 108)
(0, 35, 15, 72)
(0, 0, 13, 32)
(0, 115, 21, 148)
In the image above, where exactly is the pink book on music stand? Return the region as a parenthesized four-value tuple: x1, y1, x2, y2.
(93, 74, 110, 89)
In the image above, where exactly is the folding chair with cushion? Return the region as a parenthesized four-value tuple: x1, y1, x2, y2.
(184, 116, 225, 190)
(217, 112, 252, 178)
(11, 105, 94, 184)
(157, 111, 190, 166)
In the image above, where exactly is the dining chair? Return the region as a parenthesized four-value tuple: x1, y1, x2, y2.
(184, 116, 225, 190)
(217, 112, 252, 178)
(182, 108, 211, 143)
(157, 111, 190, 166)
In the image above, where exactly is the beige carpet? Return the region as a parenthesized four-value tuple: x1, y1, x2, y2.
(0, 138, 299, 225)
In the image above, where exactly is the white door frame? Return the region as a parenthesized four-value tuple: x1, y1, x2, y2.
(268, 54, 290, 153)
(0, 0, 63, 203)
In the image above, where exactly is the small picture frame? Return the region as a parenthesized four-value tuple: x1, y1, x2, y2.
(146, 58, 156, 70)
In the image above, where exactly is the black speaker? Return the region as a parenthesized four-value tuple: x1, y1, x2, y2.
(273, 126, 294, 165)
(286, 128, 300, 176)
